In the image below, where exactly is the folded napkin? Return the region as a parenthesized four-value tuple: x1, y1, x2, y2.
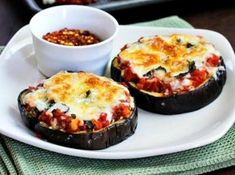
(1, 16, 235, 175)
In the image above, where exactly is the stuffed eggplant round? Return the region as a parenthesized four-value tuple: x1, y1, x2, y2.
(18, 71, 137, 150)
(111, 34, 226, 114)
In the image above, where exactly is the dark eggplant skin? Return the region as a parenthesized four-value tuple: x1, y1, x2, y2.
(18, 89, 40, 130)
(35, 107, 137, 150)
(111, 57, 226, 114)
(18, 89, 138, 150)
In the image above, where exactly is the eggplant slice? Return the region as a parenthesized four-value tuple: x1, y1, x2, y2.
(111, 57, 226, 114)
(18, 80, 138, 150)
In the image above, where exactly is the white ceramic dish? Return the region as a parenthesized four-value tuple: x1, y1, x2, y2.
(0, 25, 235, 159)
(30, 5, 119, 77)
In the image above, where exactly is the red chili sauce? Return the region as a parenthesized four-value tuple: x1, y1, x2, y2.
(43, 28, 101, 46)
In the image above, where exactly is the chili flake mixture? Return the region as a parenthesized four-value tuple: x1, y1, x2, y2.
(43, 28, 101, 46)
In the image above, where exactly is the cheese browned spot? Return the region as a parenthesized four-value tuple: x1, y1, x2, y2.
(119, 34, 220, 77)
(22, 71, 133, 121)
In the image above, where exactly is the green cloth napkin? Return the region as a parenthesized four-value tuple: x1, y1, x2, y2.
(0, 16, 234, 175)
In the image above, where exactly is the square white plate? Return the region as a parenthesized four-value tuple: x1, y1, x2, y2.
(0, 25, 235, 159)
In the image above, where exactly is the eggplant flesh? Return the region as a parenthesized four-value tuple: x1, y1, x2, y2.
(18, 89, 138, 150)
(111, 57, 226, 114)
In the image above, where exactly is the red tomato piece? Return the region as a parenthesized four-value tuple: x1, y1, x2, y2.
(123, 67, 138, 82)
(99, 112, 107, 121)
(112, 104, 131, 120)
(79, 125, 86, 131)
(206, 55, 220, 67)
(137, 77, 166, 93)
(39, 111, 51, 126)
(92, 120, 103, 130)
(190, 69, 209, 87)
(101, 120, 109, 127)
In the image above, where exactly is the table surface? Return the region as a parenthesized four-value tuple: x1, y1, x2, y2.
(1, 0, 235, 174)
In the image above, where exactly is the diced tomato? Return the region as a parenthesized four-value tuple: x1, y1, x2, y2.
(39, 109, 88, 132)
(123, 67, 138, 82)
(121, 106, 131, 118)
(50, 109, 71, 130)
(98, 113, 110, 128)
(112, 104, 131, 121)
(206, 55, 220, 67)
(99, 112, 107, 121)
(136, 77, 173, 94)
(137, 77, 164, 93)
(136, 78, 145, 89)
(39, 111, 51, 126)
(92, 119, 103, 130)
(79, 125, 86, 131)
(101, 120, 109, 127)
(58, 115, 71, 128)
(190, 69, 208, 87)
(52, 110, 70, 123)
(163, 83, 173, 96)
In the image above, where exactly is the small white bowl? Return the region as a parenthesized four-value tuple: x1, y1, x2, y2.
(29, 5, 119, 77)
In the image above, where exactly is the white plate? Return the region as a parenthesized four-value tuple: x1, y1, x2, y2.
(0, 25, 235, 159)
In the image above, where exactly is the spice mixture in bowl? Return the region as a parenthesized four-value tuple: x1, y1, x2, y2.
(43, 28, 101, 46)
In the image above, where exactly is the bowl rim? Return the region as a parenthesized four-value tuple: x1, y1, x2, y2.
(29, 5, 119, 49)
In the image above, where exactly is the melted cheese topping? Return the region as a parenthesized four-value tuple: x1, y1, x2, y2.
(23, 71, 133, 121)
(119, 34, 221, 77)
